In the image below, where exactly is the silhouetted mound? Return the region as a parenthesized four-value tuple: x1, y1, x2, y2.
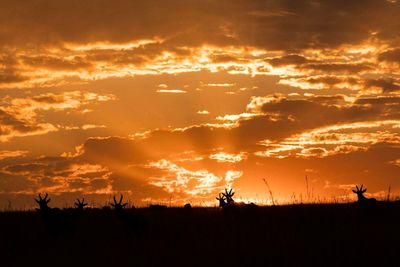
(1, 204, 399, 267)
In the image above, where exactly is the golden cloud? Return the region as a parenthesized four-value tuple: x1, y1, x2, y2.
(147, 159, 242, 195)
(0, 91, 115, 142)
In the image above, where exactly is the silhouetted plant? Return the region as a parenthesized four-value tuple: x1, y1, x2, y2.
(75, 198, 88, 211)
(35, 193, 51, 212)
(111, 194, 128, 211)
(352, 184, 377, 204)
(184, 203, 192, 209)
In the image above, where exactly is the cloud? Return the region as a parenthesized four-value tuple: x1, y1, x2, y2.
(277, 75, 362, 90)
(202, 83, 235, 87)
(209, 152, 247, 163)
(0, 171, 36, 193)
(256, 120, 400, 158)
(2, 0, 399, 50)
(390, 159, 400, 166)
(0, 91, 115, 142)
(366, 78, 400, 92)
(302, 63, 371, 73)
(1, 157, 113, 195)
(268, 55, 308, 67)
(78, 93, 400, 168)
(197, 110, 210, 115)
(0, 69, 27, 84)
(81, 124, 107, 130)
(0, 0, 398, 92)
(147, 159, 242, 195)
(378, 48, 400, 63)
(21, 55, 93, 71)
(0, 150, 28, 160)
(0, 109, 58, 142)
(156, 89, 187, 94)
(354, 96, 400, 105)
(158, 84, 168, 88)
(0, 53, 28, 84)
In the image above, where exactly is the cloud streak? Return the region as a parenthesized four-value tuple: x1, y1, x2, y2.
(0, 91, 115, 142)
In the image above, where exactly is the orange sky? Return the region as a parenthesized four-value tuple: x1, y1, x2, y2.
(1, 0, 400, 209)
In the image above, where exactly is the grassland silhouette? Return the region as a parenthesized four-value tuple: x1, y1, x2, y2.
(1, 185, 400, 266)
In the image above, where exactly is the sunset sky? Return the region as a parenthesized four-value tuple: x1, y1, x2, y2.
(1, 0, 400, 208)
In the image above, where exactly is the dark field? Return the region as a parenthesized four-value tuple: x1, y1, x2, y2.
(1, 204, 399, 267)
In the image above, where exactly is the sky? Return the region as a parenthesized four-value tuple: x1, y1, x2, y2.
(1, 0, 400, 209)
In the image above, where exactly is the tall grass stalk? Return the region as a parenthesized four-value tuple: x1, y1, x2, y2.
(262, 178, 275, 206)
(387, 185, 391, 202)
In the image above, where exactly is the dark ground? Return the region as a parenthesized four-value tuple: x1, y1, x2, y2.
(1, 204, 399, 267)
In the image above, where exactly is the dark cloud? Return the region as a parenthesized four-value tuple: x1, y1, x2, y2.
(0, 102, 54, 141)
(210, 54, 245, 63)
(260, 98, 381, 126)
(0, 53, 28, 84)
(0, 171, 35, 192)
(0, 0, 399, 50)
(85, 42, 183, 66)
(268, 55, 308, 66)
(378, 48, 400, 63)
(0, 156, 113, 194)
(278, 75, 361, 90)
(0, 70, 27, 84)
(0, 90, 115, 141)
(21, 55, 92, 71)
(355, 96, 400, 105)
(366, 78, 400, 92)
(268, 55, 371, 75)
(307, 95, 347, 105)
(302, 63, 371, 73)
(0, 0, 399, 91)
(303, 75, 358, 85)
(0, 109, 40, 134)
(4, 163, 48, 173)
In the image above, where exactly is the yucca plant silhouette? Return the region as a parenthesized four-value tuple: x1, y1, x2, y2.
(35, 193, 51, 212)
(111, 194, 128, 211)
(75, 198, 88, 211)
(352, 184, 377, 204)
